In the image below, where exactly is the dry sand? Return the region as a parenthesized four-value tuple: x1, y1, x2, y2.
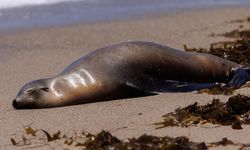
(1, 6, 250, 149)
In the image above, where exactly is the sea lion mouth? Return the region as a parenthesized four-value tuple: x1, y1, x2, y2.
(12, 99, 41, 109)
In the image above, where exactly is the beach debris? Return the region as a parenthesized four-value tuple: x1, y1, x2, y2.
(223, 16, 250, 32)
(209, 138, 235, 146)
(184, 39, 250, 65)
(184, 22, 250, 65)
(227, 16, 250, 23)
(10, 135, 31, 146)
(183, 44, 207, 53)
(25, 126, 38, 136)
(121, 135, 207, 150)
(155, 94, 250, 129)
(41, 129, 61, 142)
(10, 138, 17, 145)
(219, 29, 250, 39)
(206, 138, 250, 149)
(10, 127, 250, 150)
(209, 29, 250, 39)
(8, 128, 208, 150)
(197, 84, 235, 95)
(83, 130, 122, 149)
(9, 126, 37, 146)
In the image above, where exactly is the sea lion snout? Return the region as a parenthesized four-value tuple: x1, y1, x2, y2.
(12, 98, 41, 109)
(12, 99, 19, 109)
(12, 79, 54, 109)
(12, 99, 30, 109)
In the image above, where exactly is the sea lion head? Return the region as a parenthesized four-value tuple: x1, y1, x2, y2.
(12, 79, 55, 109)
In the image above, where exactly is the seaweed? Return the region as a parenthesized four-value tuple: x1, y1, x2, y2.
(10, 138, 17, 145)
(184, 20, 250, 65)
(155, 94, 250, 129)
(41, 129, 61, 142)
(123, 135, 207, 150)
(83, 130, 121, 149)
(184, 39, 250, 65)
(10, 127, 250, 150)
(219, 29, 250, 39)
(10, 128, 207, 150)
(10, 135, 31, 146)
(25, 126, 38, 136)
(197, 84, 235, 95)
(183, 44, 208, 53)
(209, 138, 235, 146)
(227, 17, 250, 23)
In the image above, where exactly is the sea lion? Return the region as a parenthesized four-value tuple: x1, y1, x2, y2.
(12, 41, 250, 109)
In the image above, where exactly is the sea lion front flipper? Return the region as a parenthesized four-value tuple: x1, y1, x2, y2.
(126, 78, 217, 93)
(162, 81, 218, 92)
(228, 67, 250, 88)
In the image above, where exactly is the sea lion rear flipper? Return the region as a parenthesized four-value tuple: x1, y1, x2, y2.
(228, 67, 250, 88)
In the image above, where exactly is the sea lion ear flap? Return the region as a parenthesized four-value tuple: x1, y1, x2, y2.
(41, 87, 49, 92)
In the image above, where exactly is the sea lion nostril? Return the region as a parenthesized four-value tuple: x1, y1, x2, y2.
(12, 100, 19, 109)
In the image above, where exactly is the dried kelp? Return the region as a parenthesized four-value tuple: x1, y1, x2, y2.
(183, 44, 208, 53)
(197, 84, 235, 95)
(219, 29, 250, 39)
(80, 133, 250, 150)
(10, 138, 17, 145)
(84, 132, 207, 150)
(41, 130, 61, 142)
(184, 19, 250, 65)
(25, 126, 38, 136)
(207, 138, 250, 149)
(123, 135, 207, 150)
(83, 130, 121, 149)
(227, 17, 250, 23)
(9, 127, 61, 147)
(9, 128, 207, 150)
(155, 94, 250, 129)
(10, 127, 250, 150)
(184, 39, 250, 65)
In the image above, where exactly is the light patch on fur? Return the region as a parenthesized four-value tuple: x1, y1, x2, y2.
(68, 74, 81, 87)
(80, 69, 96, 84)
(65, 73, 87, 87)
(50, 79, 63, 97)
(62, 69, 97, 89)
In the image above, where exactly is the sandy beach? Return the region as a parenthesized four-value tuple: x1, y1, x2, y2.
(1, 6, 250, 149)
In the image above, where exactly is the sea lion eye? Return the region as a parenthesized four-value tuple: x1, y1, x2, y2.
(41, 87, 49, 92)
(25, 88, 35, 94)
